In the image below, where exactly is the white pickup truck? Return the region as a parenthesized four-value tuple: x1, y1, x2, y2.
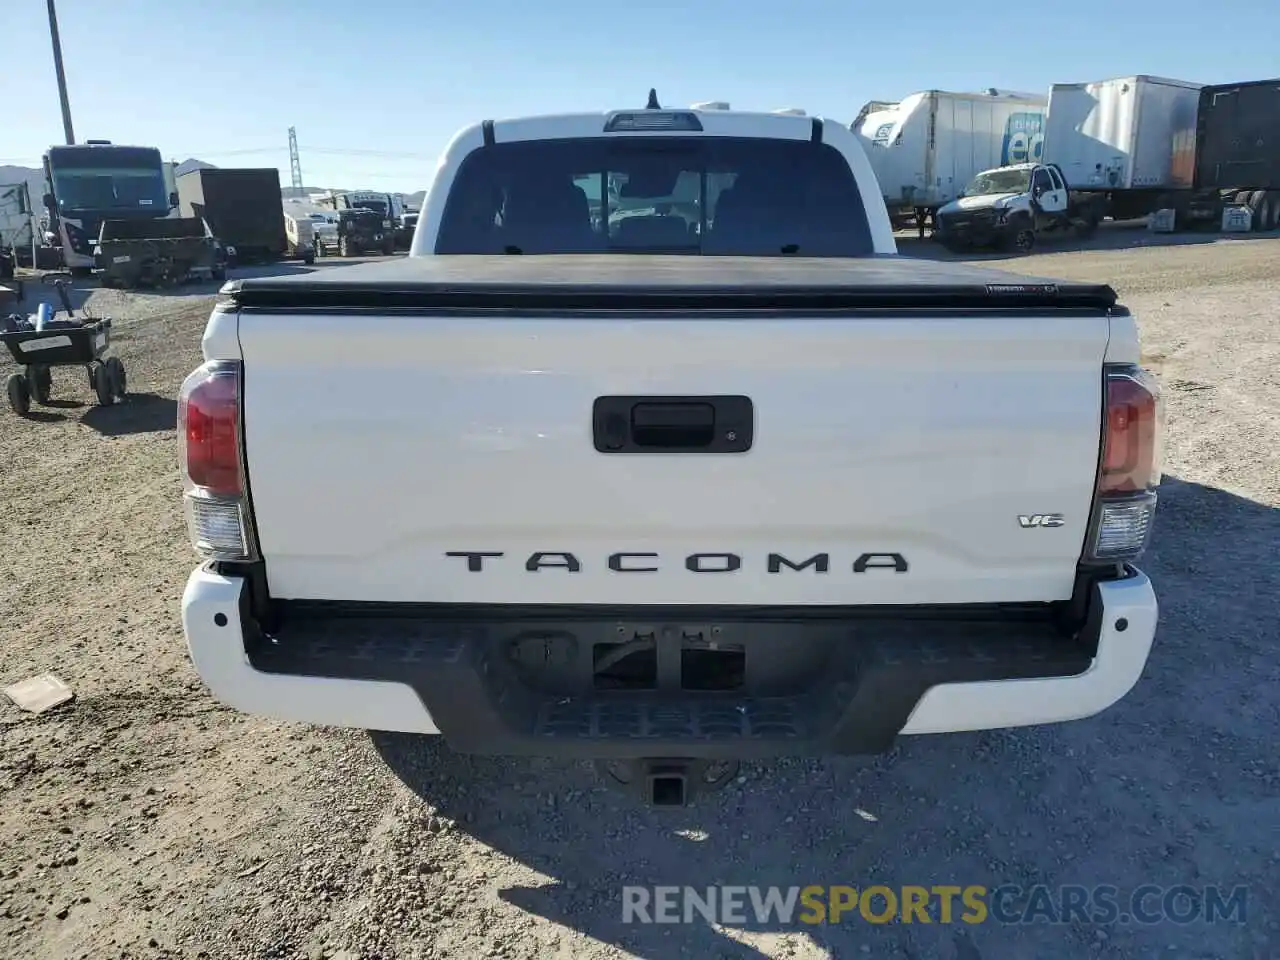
(179, 95, 1162, 807)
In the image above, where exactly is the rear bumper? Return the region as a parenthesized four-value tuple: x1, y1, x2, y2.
(182, 566, 1158, 757)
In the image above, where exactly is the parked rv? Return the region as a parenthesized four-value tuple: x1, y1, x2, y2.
(41, 142, 183, 276)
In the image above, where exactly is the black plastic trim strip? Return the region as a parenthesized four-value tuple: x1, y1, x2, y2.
(234, 564, 1138, 627)
(271, 599, 1068, 622)
(810, 117, 823, 143)
(481, 119, 495, 147)
(228, 289, 1120, 312)
(236, 303, 1121, 319)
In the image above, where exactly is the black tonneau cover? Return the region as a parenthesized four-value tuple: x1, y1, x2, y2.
(221, 255, 1119, 312)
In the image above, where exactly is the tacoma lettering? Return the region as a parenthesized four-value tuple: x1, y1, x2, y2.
(525, 552, 581, 572)
(446, 551, 908, 573)
(444, 551, 504, 572)
(768, 552, 829, 573)
(608, 552, 659, 572)
(685, 552, 742, 573)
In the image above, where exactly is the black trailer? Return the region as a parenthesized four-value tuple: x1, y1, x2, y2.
(1177, 78, 1280, 230)
(94, 216, 222, 289)
(177, 168, 309, 264)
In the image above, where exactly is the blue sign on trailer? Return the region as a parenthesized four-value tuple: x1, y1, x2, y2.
(1001, 112, 1045, 166)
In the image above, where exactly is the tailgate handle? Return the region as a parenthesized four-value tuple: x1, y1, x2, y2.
(631, 402, 714, 447)
(593, 395, 754, 454)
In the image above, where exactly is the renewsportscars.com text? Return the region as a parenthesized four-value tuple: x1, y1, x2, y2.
(621, 884, 1249, 926)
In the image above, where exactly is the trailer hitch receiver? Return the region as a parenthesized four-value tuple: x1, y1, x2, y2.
(594, 757, 739, 807)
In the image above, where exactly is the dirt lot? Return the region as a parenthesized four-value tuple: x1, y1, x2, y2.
(2, 235, 1277, 960)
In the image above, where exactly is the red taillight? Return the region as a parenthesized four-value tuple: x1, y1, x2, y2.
(1100, 370, 1161, 494)
(178, 360, 255, 561)
(1085, 365, 1164, 563)
(179, 362, 242, 496)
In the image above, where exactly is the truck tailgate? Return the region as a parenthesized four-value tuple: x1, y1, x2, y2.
(233, 309, 1115, 604)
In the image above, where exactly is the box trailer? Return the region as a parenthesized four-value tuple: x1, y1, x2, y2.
(1041, 75, 1202, 220)
(1042, 74, 1280, 231)
(1177, 78, 1280, 230)
(852, 88, 1048, 232)
(176, 167, 309, 264)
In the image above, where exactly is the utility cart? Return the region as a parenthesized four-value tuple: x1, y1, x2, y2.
(2, 273, 127, 416)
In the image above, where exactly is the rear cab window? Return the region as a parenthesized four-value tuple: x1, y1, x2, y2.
(435, 136, 874, 257)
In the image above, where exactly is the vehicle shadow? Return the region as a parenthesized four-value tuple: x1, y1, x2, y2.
(79, 392, 176, 436)
(896, 220, 1273, 263)
(370, 475, 1278, 958)
(19, 397, 85, 423)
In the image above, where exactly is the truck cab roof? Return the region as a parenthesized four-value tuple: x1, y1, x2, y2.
(410, 97, 898, 258)
(978, 161, 1039, 176)
(484, 105, 825, 144)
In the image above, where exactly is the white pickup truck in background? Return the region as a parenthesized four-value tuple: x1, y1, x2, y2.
(934, 161, 1108, 254)
(179, 95, 1162, 807)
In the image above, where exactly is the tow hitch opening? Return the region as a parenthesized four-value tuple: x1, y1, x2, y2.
(595, 757, 740, 807)
(650, 772, 686, 807)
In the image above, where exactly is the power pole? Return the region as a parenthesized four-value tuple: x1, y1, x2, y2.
(46, 0, 76, 145)
(288, 127, 303, 196)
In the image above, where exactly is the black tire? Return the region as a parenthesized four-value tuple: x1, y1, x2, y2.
(382, 240, 395, 257)
(1248, 190, 1267, 231)
(94, 363, 115, 406)
(105, 357, 127, 400)
(88, 365, 98, 393)
(212, 266, 228, 282)
(1075, 213, 1100, 239)
(1258, 191, 1280, 231)
(7, 372, 30, 415)
(1007, 223, 1036, 254)
(303, 252, 315, 265)
(26, 365, 52, 404)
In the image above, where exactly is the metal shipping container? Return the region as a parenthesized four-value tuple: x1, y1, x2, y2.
(1043, 76, 1201, 191)
(852, 89, 1048, 216)
(1194, 78, 1280, 191)
(176, 167, 287, 261)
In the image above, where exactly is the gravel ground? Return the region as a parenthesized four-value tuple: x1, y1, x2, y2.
(1, 235, 1277, 960)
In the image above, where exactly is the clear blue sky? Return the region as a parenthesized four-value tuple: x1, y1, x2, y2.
(6, 0, 1278, 192)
